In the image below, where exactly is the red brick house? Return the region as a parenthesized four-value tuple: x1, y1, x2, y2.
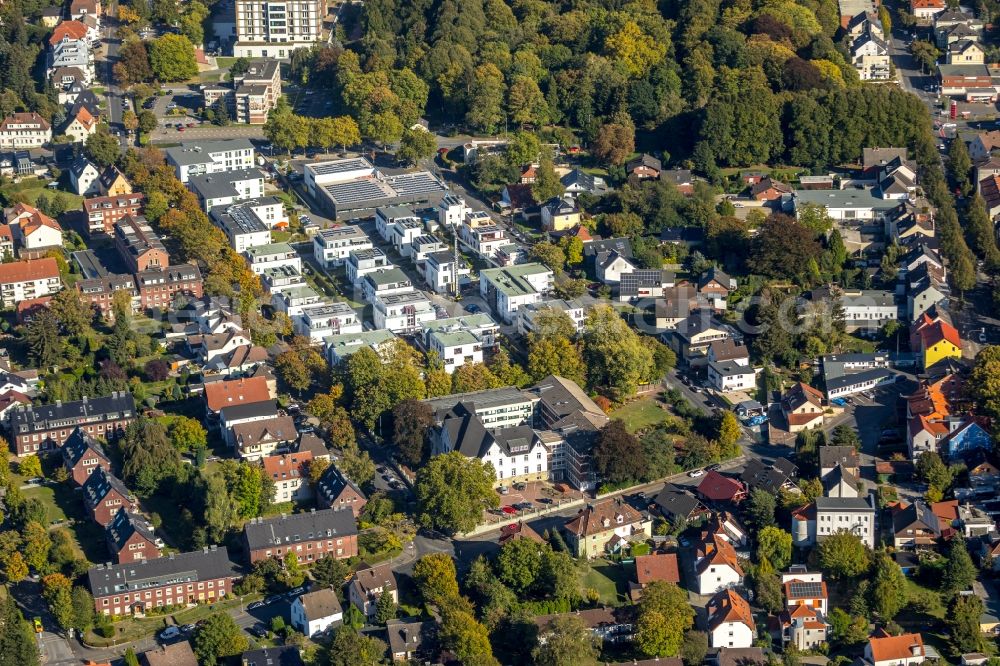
(135, 264, 203, 311)
(106, 507, 161, 563)
(83, 467, 137, 527)
(114, 215, 169, 273)
(243, 508, 358, 564)
(315, 464, 368, 517)
(88, 546, 239, 617)
(10, 391, 135, 455)
(83, 193, 144, 236)
(61, 427, 111, 486)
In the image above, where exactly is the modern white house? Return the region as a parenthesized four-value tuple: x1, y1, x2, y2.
(372, 291, 436, 333)
(518, 299, 586, 336)
(69, 157, 101, 196)
(234, 0, 325, 59)
(694, 535, 744, 595)
(424, 250, 469, 294)
(294, 302, 363, 342)
(479, 263, 553, 324)
(346, 248, 394, 288)
(244, 243, 301, 275)
(325, 330, 397, 366)
(707, 361, 757, 394)
(271, 285, 324, 317)
(165, 139, 256, 183)
(792, 495, 877, 549)
(361, 268, 413, 305)
(437, 194, 469, 228)
(422, 313, 500, 374)
(313, 226, 373, 269)
(792, 189, 904, 223)
(189, 168, 266, 211)
(290, 587, 343, 637)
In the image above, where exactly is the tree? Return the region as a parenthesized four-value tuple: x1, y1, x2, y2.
(116, 40, 153, 84)
(374, 589, 396, 624)
(680, 631, 709, 666)
(916, 451, 952, 495)
(583, 305, 655, 399)
(528, 334, 584, 386)
(388, 399, 432, 468)
(329, 626, 388, 666)
(592, 120, 635, 165)
(948, 592, 985, 653)
(124, 648, 140, 666)
(747, 488, 776, 531)
(397, 128, 436, 165)
(466, 64, 506, 133)
(440, 608, 499, 665)
(756, 526, 792, 570)
(149, 34, 199, 81)
(0, 593, 39, 666)
(413, 553, 461, 608)
(748, 214, 822, 281)
(42, 574, 74, 631)
(942, 538, 977, 594)
(4, 551, 28, 583)
(193, 614, 249, 666)
(368, 112, 404, 149)
(948, 133, 973, 194)
(830, 425, 860, 448)
(716, 412, 741, 457)
(137, 109, 157, 133)
(529, 241, 566, 274)
(275, 350, 311, 395)
(167, 416, 207, 452)
(635, 582, 695, 657)
(965, 194, 1000, 264)
(532, 158, 563, 202)
(25, 309, 63, 368)
(23, 521, 52, 572)
(869, 551, 907, 620)
(122, 109, 139, 133)
(533, 614, 600, 666)
(50, 288, 91, 339)
(71, 586, 95, 633)
(415, 452, 499, 534)
(496, 537, 545, 594)
(312, 554, 350, 590)
(202, 472, 239, 542)
(817, 531, 870, 579)
(592, 420, 645, 484)
(84, 127, 120, 168)
(18, 455, 42, 479)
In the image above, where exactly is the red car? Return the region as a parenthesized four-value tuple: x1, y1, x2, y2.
(501, 506, 517, 515)
(177, 126, 185, 132)
(186, 123, 195, 128)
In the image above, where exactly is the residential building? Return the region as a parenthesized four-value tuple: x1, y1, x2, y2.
(244, 243, 301, 275)
(422, 313, 499, 373)
(230, 415, 295, 460)
(668, 313, 730, 367)
(629, 552, 680, 601)
(791, 188, 903, 223)
(808, 285, 898, 332)
(792, 495, 877, 549)
(852, 24, 891, 80)
(204, 376, 272, 414)
(707, 359, 757, 393)
(313, 225, 372, 268)
(303, 157, 447, 219)
(115, 216, 168, 273)
(653, 484, 708, 524)
(479, 263, 553, 324)
(233, 0, 325, 59)
(261, 265, 305, 294)
(540, 197, 580, 232)
(272, 285, 324, 317)
(11, 391, 134, 455)
(345, 248, 392, 288)
(324, 330, 397, 366)
(707, 589, 755, 649)
(242, 508, 358, 564)
(437, 194, 470, 228)
(201, 59, 281, 123)
(241, 646, 303, 666)
(912, 0, 946, 19)
(517, 299, 586, 336)
(626, 154, 662, 180)
(295, 301, 363, 341)
(61, 427, 111, 486)
(189, 328, 255, 366)
(290, 587, 342, 637)
(562, 498, 652, 559)
(348, 564, 398, 620)
(424, 250, 469, 294)
(781, 382, 825, 433)
(263, 452, 313, 503)
(141, 642, 199, 666)
(69, 157, 101, 196)
(740, 458, 798, 495)
(911, 312, 962, 370)
(5, 202, 62, 258)
(372, 291, 435, 333)
(561, 169, 607, 197)
(0, 257, 61, 308)
(83, 193, 145, 235)
(864, 631, 928, 666)
(47, 21, 93, 85)
(82, 467, 137, 526)
(385, 619, 436, 664)
(210, 201, 274, 252)
(76, 273, 138, 319)
(88, 545, 239, 616)
(534, 608, 634, 646)
(106, 508, 161, 563)
(694, 534, 744, 595)
(619, 270, 675, 303)
(63, 105, 98, 142)
(947, 39, 985, 64)
(596, 250, 637, 285)
(188, 169, 266, 212)
(823, 464, 861, 498)
(906, 374, 961, 460)
(165, 139, 256, 183)
(425, 386, 539, 431)
(315, 463, 367, 516)
(99, 166, 131, 197)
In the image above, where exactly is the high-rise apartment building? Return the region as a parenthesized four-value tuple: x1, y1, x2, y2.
(233, 0, 325, 59)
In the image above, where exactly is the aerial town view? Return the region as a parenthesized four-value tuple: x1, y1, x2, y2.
(3, 0, 1000, 663)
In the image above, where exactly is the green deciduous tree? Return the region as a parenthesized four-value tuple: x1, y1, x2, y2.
(0, 593, 39, 666)
(583, 305, 654, 399)
(397, 128, 437, 165)
(869, 551, 907, 620)
(948, 592, 985, 653)
(635, 581, 695, 656)
(942, 538, 977, 594)
(193, 614, 249, 666)
(948, 133, 972, 194)
(592, 419, 645, 484)
(496, 537, 544, 594)
(391, 399, 434, 466)
(756, 526, 792, 570)
(415, 452, 499, 534)
(328, 626, 388, 665)
(149, 34, 199, 81)
(817, 531, 871, 579)
(533, 614, 600, 666)
(747, 488, 776, 531)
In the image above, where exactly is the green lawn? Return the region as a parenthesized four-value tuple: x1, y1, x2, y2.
(610, 397, 672, 433)
(21, 485, 69, 524)
(579, 560, 630, 606)
(0, 178, 83, 208)
(215, 57, 239, 69)
(84, 595, 257, 647)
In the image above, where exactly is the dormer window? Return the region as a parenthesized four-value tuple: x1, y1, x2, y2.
(616, 515, 624, 524)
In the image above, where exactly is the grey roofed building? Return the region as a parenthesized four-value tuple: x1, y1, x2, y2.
(791, 188, 905, 212)
(626, 153, 662, 173)
(164, 139, 256, 166)
(819, 445, 860, 472)
(531, 374, 609, 430)
(424, 386, 537, 423)
(87, 545, 239, 597)
(243, 508, 357, 553)
(715, 647, 767, 666)
(220, 401, 279, 423)
(583, 237, 632, 261)
(106, 507, 159, 554)
(61, 427, 109, 468)
(659, 226, 703, 244)
(348, 563, 397, 600)
(440, 402, 539, 458)
(822, 463, 860, 495)
(824, 367, 894, 394)
(740, 458, 797, 493)
(814, 496, 874, 512)
(560, 168, 607, 194)
(10, 392, 135, 436)
(386, 618, 437, 662)
(296, 587, 342, 621)
(188, 168, 263, 201)
(654, 483, 705, 521)
(241, 646, 303, 666)
(83, 467, 133, 510)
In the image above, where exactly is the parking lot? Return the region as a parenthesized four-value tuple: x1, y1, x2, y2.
(480, 481, 585, 526)
(146, 88, 266, 142)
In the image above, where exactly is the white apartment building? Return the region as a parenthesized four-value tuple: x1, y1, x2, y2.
(424, 251, 469, 294)
(517, 299, 586, 336)
(792, 495, 877, 549)
(313, 225, 372, 269)
(375, 206, 418, 242)
(437, 194, 469, 228)
(361, 268, 413, 304)
(165, 139, 257, 183)
(479, 263, 554, 324)
(188, 168, 266, 211)
(422, 314, 500, 374)
(373, 291, 435, 333)
(0, 113, 52, 150)
(293, 301, 362, 342)
(244, 242, 301, 275)
(345, 248, 393, 288)
(233, 0, 324, 59)
(210, 203, 272, 252)
(707, 361, 757, 394)
(271, 285, 323, 317)
(0, 258, 62, 307)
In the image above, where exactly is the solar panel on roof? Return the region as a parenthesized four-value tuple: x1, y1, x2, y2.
(788, 581, 823, 598)
(308, 158, 373, 176)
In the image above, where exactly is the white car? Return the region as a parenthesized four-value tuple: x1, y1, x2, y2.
(159, 626, 181, 640)
(688, 469, 705, 478)
(979, 332, 988, 343)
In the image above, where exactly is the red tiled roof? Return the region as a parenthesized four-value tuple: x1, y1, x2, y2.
(707, 589, 755, 632)
(50, 20, 88, 45)
(696, 534, 744, 577)
(262, 451, 312, 481)
(919, 319, 961, 349)
(869, 632, 925, 662)
(0, 112, 51, 131)
(635, 552, 680, 585)
(203, 376, 271, 412)
(0, 258, 59, 283)
(697, 470, 745, 501)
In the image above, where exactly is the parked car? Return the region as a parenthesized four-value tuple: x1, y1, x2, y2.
(706, 463, 722, 472)
(180, 624, 196, 633)
(687, 469, 705, 478)
(389, 480, 403, 490)
(248, 624, 268, 638)
(286, 586, 307, 598)
(263, 595, 283, 606)
(247, 600, 266, 610)
(514, 502, 533, 510)
(498, 485, 509, 495)
(166, 102, 178, 109)
(159, 626, 181, 640)
(980, 331, 988, 343)
(33, 618, 42, 634)
(464, 303, 481, 313)
(177, 127, 185, 132)
(513, 482, 527, 491)
(297, 425, 315, 434)
(501, 506, 517, 515)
